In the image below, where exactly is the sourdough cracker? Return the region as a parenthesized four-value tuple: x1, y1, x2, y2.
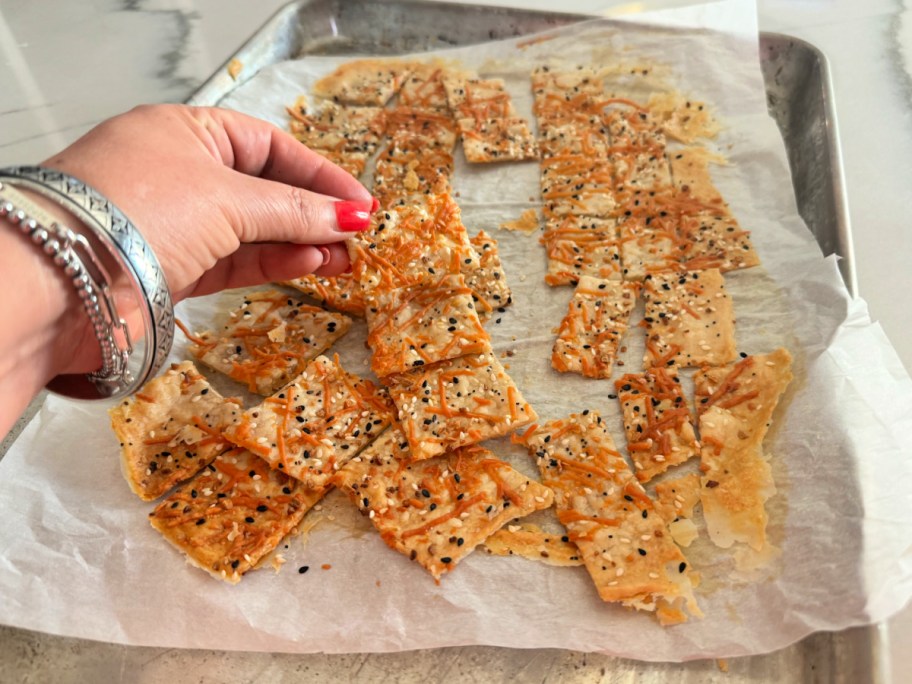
(110, 361, 242, 501)
(287, 101, 386, 154)
(281, 274, 366, 318)
(458, 117, 539, 163)
(482, 522, 584, 567)
(466, 230, 513, 319)
(313, 59, 411, 106)
(150, 447, 327, 583)
(335, 425, 553, 579)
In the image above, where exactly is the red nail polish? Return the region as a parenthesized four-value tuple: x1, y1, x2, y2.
(319, 246, 331, 266)
(371, 196, 380, 213)
(334, 199, 372, 232)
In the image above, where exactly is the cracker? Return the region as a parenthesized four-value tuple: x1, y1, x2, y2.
(668, 147, 727, 206)
(646, 93, 720, 144)
(223, 355, 395, 488)
(482, 522, 584, 567)
(653, 473, 702, 523)
(694, 348, 793, 551)
(313, 59, 411, 106)
(365, 274, 491, 377)
(185, 290, 352, 395)
(615, 368, 699, 482)
(617, 212, 680, 281)
(531, 66, 604, 98)
(109, 361, 242, 501)
(281, 274, 366, 317)
(149, 447, 327, 583)
(458, 117, 539, 163)
(611, 150, 673, 193)
(335, 425, 553, 579)
(538, 121, 611, 158)
(311, 149, 368, 178)
(516, 412, 701, 625)
(372, 143, 453, 206)
(386, 351, 537, 461)
(465, 230, 513, 320)
(679, 210, 761, 273)
(397, 63, 452, 111)
(642, 269, 737, 369)
(287, 102, 386, 154)
(347, 193, 479, 296)
(604, 107, 667, 149)
(551, 277, 638, 379)
(444, 77, 516, 119)
(540, 155, 617, 217)
(384, 107, 459, 151)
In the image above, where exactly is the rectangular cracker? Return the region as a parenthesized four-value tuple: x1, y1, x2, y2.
(654, 473, 702, 548)
(150, 447, 327, 583)
(313, 59, 411, 106)
(614, 368, 699, 482)
(611, 149, 673, 193)
(604, 107, 668, 149)
(551, 277, 638, 379)
(347, 193, 479, 296)
(397, 62, 452, 111)
(365, 274, 491, 377)
(642, 269, 737, 370)
(538, 121, 611, 159)
(531, 66, 604, 98)
(668, 147, 727, 207)
(310, 149, 368, 178)
(372, 143, 453, 206)
(617, 212, 681, 281)
(383, 107, 459, 151)
(287, 102, 386, 154)
(543, 217, 622, 286)
(465, 230, 513, 320)
(334, 424, 553, 579)
(516, 412, 700, 625)
(386, 351, 537, 461)
(694, 348, 793, 551)
(540, 155, 617, 217)
(109, 361, 242, 501)
(185, 290, 352, 395)
(281, 273, 366, 317)
(445, 76, 516, 119)
(458, 117, 539, 163)
(223, 355, 395, 488)
(482, 522, 584, 567)
(679, 210, 761, 273)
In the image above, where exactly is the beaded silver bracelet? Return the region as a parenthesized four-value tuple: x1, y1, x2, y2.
(0, 167, 174, 400)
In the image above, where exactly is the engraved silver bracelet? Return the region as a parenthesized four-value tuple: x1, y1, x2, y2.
(0, 167, 174, 400)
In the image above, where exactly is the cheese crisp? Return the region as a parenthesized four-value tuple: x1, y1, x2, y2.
(334, 425, 553, 579)
(465, 230, 512, 319)
(614, 368, 699, 482)
(386, 351, 537, 461)
(482, 523, 584, 567)
(110, 361, 242, 501)
(150, 447, 327, 583)
(313, 59, 411, 106)
(694, 348, 793, 551)
(223, 356, 395, 489)
(287, 102, 386, 155)
(347, 193, 478, 296)
(642, 269, 737, 369)
(516, 412, 701, 625)
(184, 290, 352, 395)
(373, 143, 454, 206)
(281, 274, 366, 317)
(365, 274, 491, 377)
(458, 117, 539, 163)
(552, 277, 638, 379)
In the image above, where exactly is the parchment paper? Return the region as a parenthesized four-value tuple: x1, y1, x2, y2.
(1, 0, 911, 662)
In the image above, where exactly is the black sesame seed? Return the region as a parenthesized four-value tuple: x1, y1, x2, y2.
(298, 566, 310, 574)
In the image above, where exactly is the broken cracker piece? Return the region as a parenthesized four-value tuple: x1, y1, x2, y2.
(281, 273, 366, 318)
(313, 59, 411, 106)
(466, 230, 513, 320)
(458, 117, 539, 163)
(482, 522, 584, 567)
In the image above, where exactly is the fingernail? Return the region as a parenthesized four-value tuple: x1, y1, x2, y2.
(319, 246, 331, 266)
(343, 262, 353, 274)
(371, 197, 380, 213)
(334, 199, 372, 232)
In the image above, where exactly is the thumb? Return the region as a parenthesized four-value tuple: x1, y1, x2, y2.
(222, 172, 376, 245)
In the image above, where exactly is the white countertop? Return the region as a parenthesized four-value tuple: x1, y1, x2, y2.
(1, 0, 910, 681)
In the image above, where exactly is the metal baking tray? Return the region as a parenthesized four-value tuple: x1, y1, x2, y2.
(0, 0, 874, 681)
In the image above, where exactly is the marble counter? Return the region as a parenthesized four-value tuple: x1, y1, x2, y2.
(1, 0, 910, 681)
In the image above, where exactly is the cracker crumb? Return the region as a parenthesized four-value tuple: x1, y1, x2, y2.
(227, 58, 243, 80)
(499, 208, 539, 233)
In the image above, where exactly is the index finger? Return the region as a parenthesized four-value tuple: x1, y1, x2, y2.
(199, 106, 372, 202)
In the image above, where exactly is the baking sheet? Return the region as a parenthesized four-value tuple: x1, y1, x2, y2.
(0, 0, 911, 663)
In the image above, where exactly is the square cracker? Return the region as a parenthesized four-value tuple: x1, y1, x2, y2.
(458, 117, 539, 163)
(397, 63, 452, 111)
(223, 355, 396, 489)
(465, 230, 512, 320)
(614, 368, 699, 482)
(678, 210, 761, 273)
(604, 107, 668, 149)
(617, 211, 681, 281)
(109, 361, 242, 501)
(551, 277, 638, 379)
(445, 77, 516, 119)
(386, 351, 537, 461)
(185, 290, 352, 395)
(347, 193, 479, 296)
(313, 59, 411, 106)
(517, 412, 701, 625)
(281, 273, 366, 318)
(540, 155, 617, 217)
(694, 348, 793, 551)
(531, 66, 604, 98)
(310, 149, 368, 179)
(668, 147, 727, 207)
(334, 423, 553, 579)
(642, 269, 737, 370)
(538, 121, 611, 159)
(365, 274, 491, 378)
(543, 223, 622, 287)
(150, 447, 328, 583)
(383, 107, 459, 151)
(372, 143, 453, 206)
(287, 102, 386, 154)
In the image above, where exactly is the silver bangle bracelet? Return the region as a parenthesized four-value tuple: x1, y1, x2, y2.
(0, 166, 174, 400)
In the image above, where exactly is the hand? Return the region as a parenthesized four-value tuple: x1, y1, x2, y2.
(43, 104, 374, 301)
